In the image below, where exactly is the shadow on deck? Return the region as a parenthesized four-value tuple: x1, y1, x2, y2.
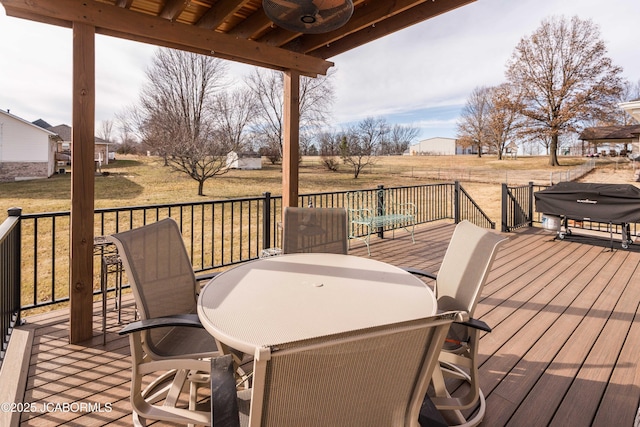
(5, 222, 640, 426)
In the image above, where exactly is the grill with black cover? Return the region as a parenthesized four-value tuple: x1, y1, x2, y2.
(534, 182, 640, 249)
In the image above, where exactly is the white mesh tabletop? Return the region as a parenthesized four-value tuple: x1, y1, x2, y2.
(197, 253, 437, 355)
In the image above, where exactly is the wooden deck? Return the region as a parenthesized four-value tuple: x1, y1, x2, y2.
(8, 222, 640, 426)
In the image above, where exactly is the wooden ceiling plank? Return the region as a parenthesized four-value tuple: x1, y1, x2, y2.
(1, 0, 333, 76)
(196, 0, 250, 30)
(289, 0, 429, 53)
(160, 0, 190, 21)
(308, 0, 476, 58)
(254, 0, 422, 49)
(257, 27, 301, 47)
(226, 9, 273, 39)
(115, 0, 134, 8)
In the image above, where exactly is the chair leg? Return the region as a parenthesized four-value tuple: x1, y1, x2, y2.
(431, 365, 468, 426)
(164, 369, 189, 407)
(430, 355, 486, 427)
(101, 258, 108, 345)
(431, 364, 449, 401)
(116, 262, 123, 323)
(187, 371, 209, 427)
(436, 390, 486, 427)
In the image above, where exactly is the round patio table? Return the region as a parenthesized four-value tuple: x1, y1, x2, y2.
(197, 253, 437, 355)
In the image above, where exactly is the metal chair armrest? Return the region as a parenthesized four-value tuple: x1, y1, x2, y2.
(458, 317, 492, 333)
(119, 314, 203, 335)
(196, 272, 219, 282)
(401, 266, 437, 280)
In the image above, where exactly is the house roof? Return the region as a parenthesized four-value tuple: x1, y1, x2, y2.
(229, 151, 261, 158)
(47, 124, 109, 145)
(32, 118, 52, 128)
(1, 0, 475, 77)
(0, 109, 61, 139)
(419, 137, 457, 142)
(579, 125, 640, 142)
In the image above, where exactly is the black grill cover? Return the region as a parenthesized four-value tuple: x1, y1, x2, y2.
(534, 182, 640, 223)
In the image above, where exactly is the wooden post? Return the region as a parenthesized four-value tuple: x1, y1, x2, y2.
(282, 70, 300, 209)
(69, 22, 96, 343)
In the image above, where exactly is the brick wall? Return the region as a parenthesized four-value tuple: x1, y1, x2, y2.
(0, 162, 49, 182)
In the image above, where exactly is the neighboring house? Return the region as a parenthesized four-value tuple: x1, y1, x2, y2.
(46, 124, 111, 166)
(619, 100, 640, 158)
(226, 151, 262, 170)
(504, 141, 519, 158)
(409, 137, 464, 155)
(0, 109, 61, 181)
(578, 125, 640, 157)
(619, 100, 640, 123)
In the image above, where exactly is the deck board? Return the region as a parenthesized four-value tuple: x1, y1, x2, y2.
(11, 222, 640, 426)
(490, 247, 624, 426)
(548, 252, 640, 427)
(593, 306, 640, 425)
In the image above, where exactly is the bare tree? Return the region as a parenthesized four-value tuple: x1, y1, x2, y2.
(486, 83, 522, 160)
(136, 48, 236, 196)
(113, 108, 144, 155)
(340, 117, 387, 178)
(213, 88, 257, 153)
(97, 120, 114, 143)
(299, 131, 316, 156)
(246, 68, 335, 162)
(380, 124, 419, 155)
(318, 130, 342, 171)
(318, 130, 342, 157)
(506, 16, 624, 166)
(456, 86, 491, 157)
(246, 69, 282, 163)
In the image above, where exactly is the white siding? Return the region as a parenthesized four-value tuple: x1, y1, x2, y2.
(620, 100, 640, 123)
(0, 113, 51, 162)
(48, 139, 57, 176)
(409, 137, 457, 156)
(226, 151, 262, 169)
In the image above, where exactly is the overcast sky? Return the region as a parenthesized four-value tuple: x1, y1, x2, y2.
(1, 0, 639, 141)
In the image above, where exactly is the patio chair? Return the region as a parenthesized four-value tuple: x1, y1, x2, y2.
(120, 316, 213, 426)
(210, 311, 467, 427)
(403, 220, 507, 427)
(282, 207, 348, 254)
(110, 218, 224, 426)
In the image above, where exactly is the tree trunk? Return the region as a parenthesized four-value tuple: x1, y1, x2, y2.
(549, 133, 560, 166)
(198, 180, 205, 196)
(476, 144, 482, 158)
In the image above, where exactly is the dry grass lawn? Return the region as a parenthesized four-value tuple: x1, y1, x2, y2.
(0, 154, 637, 224)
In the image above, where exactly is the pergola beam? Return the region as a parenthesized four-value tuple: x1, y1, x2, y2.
(282, 70, 301, 209)
(304, 0, 475, 58)
(69, 22, 96, 343)
(1, 0, 333, 77)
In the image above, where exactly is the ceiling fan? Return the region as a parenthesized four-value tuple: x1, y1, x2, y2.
(262, 0, 354, 34)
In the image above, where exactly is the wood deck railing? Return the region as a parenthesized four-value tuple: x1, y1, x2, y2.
(0, 207, 21, 364)
(1, 182, 494, 365)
